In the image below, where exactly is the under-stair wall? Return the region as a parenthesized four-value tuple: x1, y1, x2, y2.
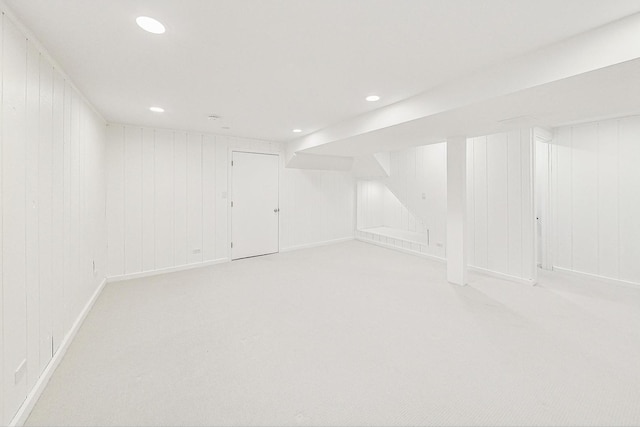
(356, 130, 536, 283)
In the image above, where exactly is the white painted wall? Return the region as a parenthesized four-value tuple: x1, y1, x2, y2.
(356, 180, 423, 233)
(466, 129, 535, 282)
(356, 143, 447, 258)
(386, 143, 447, 252)
(106, 124, 354, 278)
(552, 116, 640, 285)
(280, 167, 354, 251)
(356, 134, 535, 282)
(0, 10, 107, 424)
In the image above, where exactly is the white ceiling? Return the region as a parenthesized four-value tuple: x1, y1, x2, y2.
(6, 0, 640, 143)
(304, 58, 640, 157)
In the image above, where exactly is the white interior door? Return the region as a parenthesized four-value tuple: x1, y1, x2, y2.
(231, 151, 279, 260)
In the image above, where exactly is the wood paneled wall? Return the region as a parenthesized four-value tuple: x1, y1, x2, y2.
(467, 130, 535, 281)
(106, 124, 355, 278)
(1, 11, 107, 424)
(552, 116, 640, 284)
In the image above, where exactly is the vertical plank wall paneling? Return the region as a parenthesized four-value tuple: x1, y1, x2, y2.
(467, 129, 535, 281)
(552, 116, 640, 285)
(141, 128, 156, 271)
(25, 37, 40, 394)
(186, 133, 203, 265)
(124, 127, 143, 275)
(356, 180, 423, 234)
(106, 124, 355, 278)
(0, 13, 4, 424)
(356, 134, 534, 281)
(203, 135, 217, 260)
(154, 129, 175, 270)
(361, 143, 446, 258)
(2, 13, 28, 419)
(37, 53, 53, 374)
(0, 9, 107, 424)
(173, 132, 188, 267)
(486, 132, 509, 274)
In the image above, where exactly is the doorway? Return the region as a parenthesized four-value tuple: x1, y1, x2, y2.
(231, 151, 280, 260)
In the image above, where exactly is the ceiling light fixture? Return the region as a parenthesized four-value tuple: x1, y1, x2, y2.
(366, 95, 380, 102)
(149, 106, 164, 113)
(136, 16, 166, 34)
(292, 129, 302, 133)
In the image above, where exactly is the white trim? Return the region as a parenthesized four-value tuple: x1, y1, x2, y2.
(229, 150, 280, 261)
(9, 277, 108, 427)
(468, 265, 536, 286)
(551, 266, 640, 289)
(356, 236, 446, 263)
(280, 237, 354, 253)
(106, 258, 229, 282)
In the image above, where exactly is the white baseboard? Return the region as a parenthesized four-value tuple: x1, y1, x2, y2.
(280, 237, 354, 253)
(357, 236, 536, 285)
(468, 265, 536, 286)
(9, 277, 108, 427)
(356, 236, 446, 263)
(551, 266, 640, 288)
(106, 258, 229, 282)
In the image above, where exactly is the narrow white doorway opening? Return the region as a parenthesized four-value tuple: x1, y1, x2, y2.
(230, 151, 280, 260)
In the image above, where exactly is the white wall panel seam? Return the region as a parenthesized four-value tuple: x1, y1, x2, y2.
(485, 138, 489, 267)
(172, 132, 175, 266)
(472, 140, 476, 264)
(506, 136, 510, 269)
(139, 127, 143, 266)
(520, 131, 525, 276)
(0, 14, 4, 423)
(616, 120, 620, 278)
(570, 126, 574, 270)
(121, 125, 125, 274)
(22, 33, 28, 399)
(153, 129, 156, 270)
(596, 122, 600, 275)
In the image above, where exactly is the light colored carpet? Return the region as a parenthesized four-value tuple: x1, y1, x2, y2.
(26, 240, 640, 426)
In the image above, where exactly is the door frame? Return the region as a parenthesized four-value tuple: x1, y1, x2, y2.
(228, 149, 281, 260)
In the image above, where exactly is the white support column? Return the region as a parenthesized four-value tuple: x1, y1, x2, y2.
(446, 136, 467, 286)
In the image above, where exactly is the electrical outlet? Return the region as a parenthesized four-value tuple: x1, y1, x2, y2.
(436, 242, 443, 248)
(421, 192, 426, 200)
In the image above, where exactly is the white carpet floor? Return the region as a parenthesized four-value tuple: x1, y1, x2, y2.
(25, 240, 640, 426)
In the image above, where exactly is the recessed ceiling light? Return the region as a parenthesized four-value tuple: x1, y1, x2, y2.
(136, 16, 165, 34)
(292, 129, 302, 133)
(149, 106, 164, 113)
(366, 95, 380, 102)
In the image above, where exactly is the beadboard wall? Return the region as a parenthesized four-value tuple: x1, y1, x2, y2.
(1, 9, 107, 424)
(356, 180, 422, 232)
(467, 129, 536, 282)
(356, 132, 536, 282)
(105, 124, 355, 279)
(552, 115, 640, 285)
